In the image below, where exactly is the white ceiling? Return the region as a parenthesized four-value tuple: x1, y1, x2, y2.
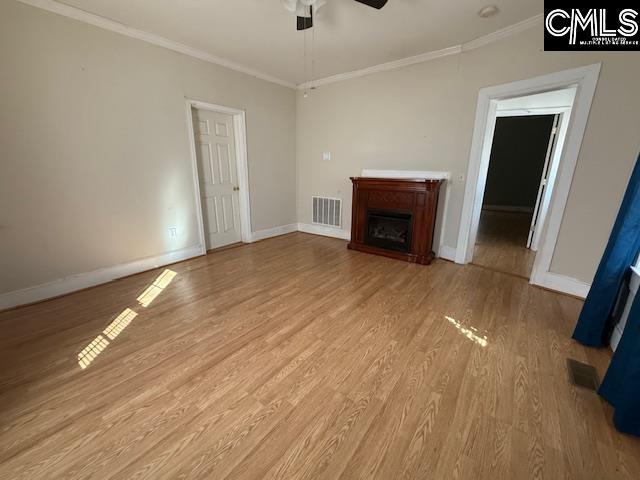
(58, 0, 543, 85)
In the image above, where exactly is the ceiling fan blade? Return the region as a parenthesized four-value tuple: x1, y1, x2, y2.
(296, 4, 313, 31)
(353, 0, 388, 9)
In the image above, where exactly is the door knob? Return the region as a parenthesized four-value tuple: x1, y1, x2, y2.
(233, 186, 240, 191)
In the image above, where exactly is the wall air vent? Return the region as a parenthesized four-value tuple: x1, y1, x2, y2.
(312, 196, 342, 228)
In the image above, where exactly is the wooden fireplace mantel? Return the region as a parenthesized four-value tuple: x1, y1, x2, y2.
(347, 177, 443, 265)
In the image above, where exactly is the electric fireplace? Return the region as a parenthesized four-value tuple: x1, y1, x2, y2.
(365, 210, 412, 253)
(348, 177, 443, 264)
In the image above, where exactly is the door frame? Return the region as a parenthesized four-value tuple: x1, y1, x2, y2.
(455, 63, 601, 292)
(185, 99, 252, 247)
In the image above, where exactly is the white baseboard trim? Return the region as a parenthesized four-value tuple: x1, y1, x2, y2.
(483, 205, 534, 213)
(532, 271, 591, 299)
(298, 223, 351, 241)
(249, 224, 298, 242)
(438, 245, 457, 262)
(0, 244, 205, 310)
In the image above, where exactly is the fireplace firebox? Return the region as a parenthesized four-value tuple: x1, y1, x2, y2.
(365, 210, 412, 253)
(348, 177, 443, 264)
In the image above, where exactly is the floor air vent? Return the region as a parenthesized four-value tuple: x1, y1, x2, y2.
(567, 358, 599, 391)
(312, 196, 342, 227)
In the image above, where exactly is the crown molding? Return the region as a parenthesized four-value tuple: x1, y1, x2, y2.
(297, 45, 462, 90)
(298, 14, 544, 90)
(462, 14, 543, 51)
(15, 0, 297, 89)
(15, 0, 543, 92)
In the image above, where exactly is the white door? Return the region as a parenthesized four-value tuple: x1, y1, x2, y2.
(527, 114, 560, 250)
(193, 108, 242, 249)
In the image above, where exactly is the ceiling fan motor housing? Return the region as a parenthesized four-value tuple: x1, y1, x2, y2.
(285, 0, 388, 30)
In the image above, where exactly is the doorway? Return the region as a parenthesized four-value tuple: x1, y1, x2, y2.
(186, 100, 252, 251)
(472, 114, 559, 278)
(456, 64, 601, 296)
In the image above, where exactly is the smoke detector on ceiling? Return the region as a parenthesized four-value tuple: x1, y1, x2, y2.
(478, 5, 500, 18)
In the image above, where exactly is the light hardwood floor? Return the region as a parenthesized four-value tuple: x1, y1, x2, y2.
(473, 210, 537, 279)
(0, 233, 638, 479)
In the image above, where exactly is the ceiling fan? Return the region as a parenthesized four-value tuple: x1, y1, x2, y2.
(281, 0, 388, 31)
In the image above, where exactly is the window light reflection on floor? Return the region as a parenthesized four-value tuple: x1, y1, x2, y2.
(137, 269, 177, 307)
(444, 315, 488, 347)
(78, 269, 178, 369)
(103, 308, 137, 340)
(78, 334, 110, 369)
(78, 307, 137, 369)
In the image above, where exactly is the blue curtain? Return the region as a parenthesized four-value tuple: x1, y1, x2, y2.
(573, 154, 640, 346)
(599, 295, 640, 436)
(572, 152, 640, 437)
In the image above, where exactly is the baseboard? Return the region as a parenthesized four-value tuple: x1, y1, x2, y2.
(532, 271, 591, 299)
(298, 223, 351, 240)
(0, 245, 204, 310)
(249, 223, 298, 242)
(1, 222, 299, 310)
(483, 205, 534, 213)
(437, 245, 457, 262)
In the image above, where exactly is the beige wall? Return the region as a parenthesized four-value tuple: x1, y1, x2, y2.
(0, 0, 296, 294)
(2, 1, 639, 296)
(296, 26, 640, 284)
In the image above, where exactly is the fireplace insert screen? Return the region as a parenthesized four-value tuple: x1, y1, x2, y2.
(365, 210, 413, 253)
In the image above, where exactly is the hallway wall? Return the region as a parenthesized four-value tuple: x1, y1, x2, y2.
(482, 115, 556, 211)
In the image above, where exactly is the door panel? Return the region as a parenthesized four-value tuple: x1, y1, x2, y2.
(214, 121, 228, 137)
(217, 144, 233, 184)
(223, 192, 242, 237)
(197, 143, 214, 184)
(203, 197, 219, 234)
(196, 119, 209, 135)
(193, 108, 242, 249)
(527, 114, 560, 250)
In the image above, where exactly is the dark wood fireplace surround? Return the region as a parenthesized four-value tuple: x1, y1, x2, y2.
(347, 177, 443, 265)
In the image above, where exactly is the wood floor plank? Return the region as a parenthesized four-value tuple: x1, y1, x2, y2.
(472, 210, 536, 278)
(0, 232, 638, 479)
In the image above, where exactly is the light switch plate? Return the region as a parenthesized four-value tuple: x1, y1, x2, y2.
(322, 152, 331, 162)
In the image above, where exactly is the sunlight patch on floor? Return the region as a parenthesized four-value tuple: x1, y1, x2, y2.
(103, 308, 137, 340)
(78, 334, 110, 369)
(137, 269, 177, 307)
(445, 315, 488, 347)
(78, 269, 177, 369)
